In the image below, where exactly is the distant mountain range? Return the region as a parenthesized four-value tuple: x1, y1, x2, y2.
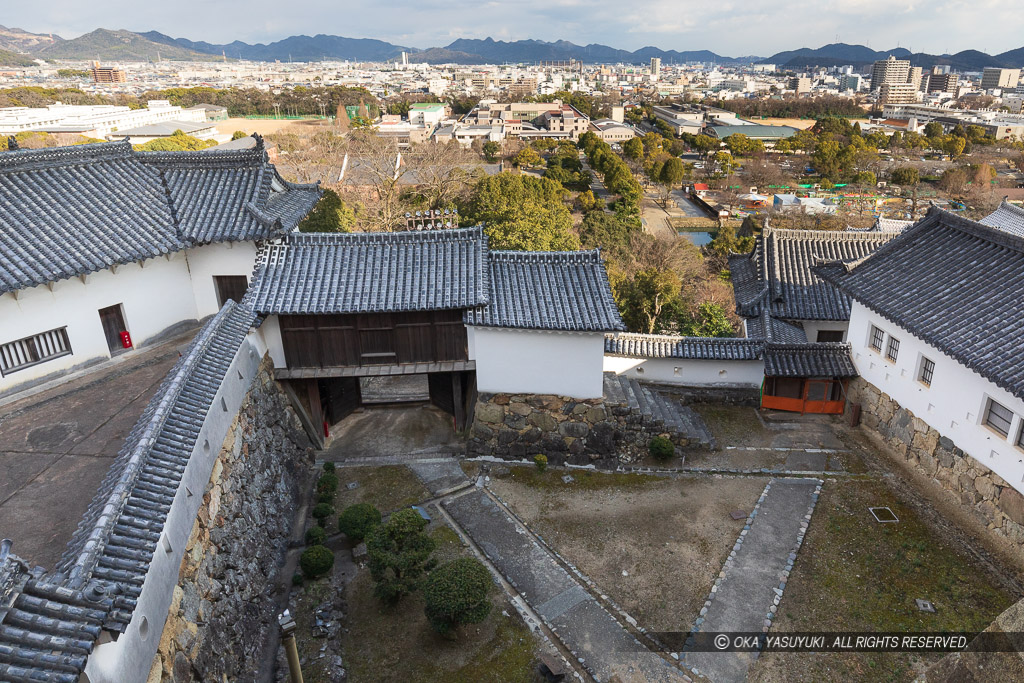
(764, 43, 1024, 71)
(0, 26, 1023, 71)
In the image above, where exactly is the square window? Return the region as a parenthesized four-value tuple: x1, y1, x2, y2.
(919, 357, 935, 386)
(886, 336, 900, 363)
(869, 325, 884, 351)
(984, 398, 1013, 438)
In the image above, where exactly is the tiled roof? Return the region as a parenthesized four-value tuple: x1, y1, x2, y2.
(979, 199, 1024, 238)
(729, 227, 897, 321)
(815, 207, 1024, 400)
(604, 333, 762, 360)
(0, 140, 320, 295)
(0, 546, 114, 683)
(56, 302, 256, 630)
(744, 308, 808, 344)
(248, 228, 490, 315)
(763, 342, 858, 377)
(466, 250, 626, 332)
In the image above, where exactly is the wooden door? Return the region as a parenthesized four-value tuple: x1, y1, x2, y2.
(214, 275, 249, 307)
(98, 304, 127, 354)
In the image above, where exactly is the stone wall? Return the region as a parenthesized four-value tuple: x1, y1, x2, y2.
(849, 377, 1024, 556)
(148, 358, 314, 682)
(658, 384, 760, 407)
(467, 392, 687, 467)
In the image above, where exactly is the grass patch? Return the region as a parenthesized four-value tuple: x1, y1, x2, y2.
(751, 478, 1021, 683)
(340, 521, 543, 683)
(334, 466, 431, 514)
(502, 466, 667, 491)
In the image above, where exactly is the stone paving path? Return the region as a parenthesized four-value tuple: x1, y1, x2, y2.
(444, 487, 685, 683)
(683, 478, 821, 683)
(407, 459, 471, 496)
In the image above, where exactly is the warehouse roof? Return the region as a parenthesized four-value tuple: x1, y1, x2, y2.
(816, 207, 1024, 400)
(604, 333, 762, 360)
(0, 139, 320, 295)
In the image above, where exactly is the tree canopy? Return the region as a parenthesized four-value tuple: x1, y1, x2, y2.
(463, 173, 580, 251)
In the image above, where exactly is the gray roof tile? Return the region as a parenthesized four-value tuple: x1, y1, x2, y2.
(979, 200, 1024, 238)
(55, 301, 257, 634)
(763, 342, 858, 377)
(815, 207, 1024, 400)
(729, 227, 897, 321)
(0, 140, 320, 294)
(604, 333, 762, 360)
(248, 227, 490, 315)
(467, 250, 625, 332)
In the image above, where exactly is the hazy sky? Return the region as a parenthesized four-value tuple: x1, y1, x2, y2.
(8, 0, 1024, 56)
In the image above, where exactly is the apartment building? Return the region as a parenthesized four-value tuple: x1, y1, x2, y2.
(871, 55, 911, 91)
(981, 68, 1021, 91)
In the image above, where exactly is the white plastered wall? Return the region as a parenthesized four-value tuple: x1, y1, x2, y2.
(603, 354, 765, 387)
(468, 326, 605, 398)
(183, 242, 260, 319)
(0, 255, 198, 394)
(849, 300, 1024, 494)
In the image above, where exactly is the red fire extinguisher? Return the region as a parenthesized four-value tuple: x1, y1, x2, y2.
(120, 330, 133, 349)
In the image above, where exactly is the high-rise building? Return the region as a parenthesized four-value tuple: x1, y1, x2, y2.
(90, 61, 126, 83)
(650, 57, 661, 74)
(788, 76, 812, 94)
(839, 74, 862, 92)
(926, 73, 959, 93)
(871, 55, 910, 91)
(879, 82, 919, 105)
(981, 68, 1021, 90)
(908, 66, 923, 91)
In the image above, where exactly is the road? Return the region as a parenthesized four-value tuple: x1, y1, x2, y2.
(580, 157, 613, 208)
(670, 189, 711, 217)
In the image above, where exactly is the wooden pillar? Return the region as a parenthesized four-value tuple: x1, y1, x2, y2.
(452, 372, 465, 431)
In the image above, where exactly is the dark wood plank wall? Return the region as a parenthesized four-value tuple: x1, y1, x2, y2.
(279, 310, 468, 369)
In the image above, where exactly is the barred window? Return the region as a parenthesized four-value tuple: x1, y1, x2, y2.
(1017, 423, 1024, 450)
(886, 336, 900, 363)
(869, 325, 884, 351)
(984, 398, 1014, 438)
(0, 327, 72, 376)
(919, 357, 935, 386)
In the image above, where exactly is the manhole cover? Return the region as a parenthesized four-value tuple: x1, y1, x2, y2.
(916, 599, 937, 613)
(869, 507, 899, 523)
(730, 510, 747, 520)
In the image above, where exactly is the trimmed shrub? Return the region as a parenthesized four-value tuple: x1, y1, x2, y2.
(312, 502, 335, 527)
(299, 545, 334, 579)
(423, 558, 492, 635)
(649, 436, 674, 462)
(322, 461, 336, 473)
(367, 508, 436, 603)
(305, 526, 327, 546)
(316, 490, 334, 505)
(292, 572, 304, 586)
(338, 503, 382, 543)
(533, 454, 548, 472)
(317, 473, 339, 494)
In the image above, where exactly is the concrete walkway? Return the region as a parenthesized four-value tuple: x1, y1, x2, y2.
(408, 459, 471, 496)
(444, 488, 685, 683)
(684, 478, 821, 682)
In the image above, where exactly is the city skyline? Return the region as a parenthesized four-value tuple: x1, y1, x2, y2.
(6, 0, 1024, 58)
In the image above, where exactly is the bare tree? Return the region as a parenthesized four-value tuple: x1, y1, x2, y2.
(340, 131, 411, 231)
(406, 140, 474, 209)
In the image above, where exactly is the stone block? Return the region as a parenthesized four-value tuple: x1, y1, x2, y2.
(472, 423, 493, 440)
(558, 421, 590, 438)
(528, 411, 557, 432)
(974, 475, 997, 500)
(509, 402, 533, 417)
(571, 403, 590, 416)
(520, 427, 542, 444)
(586, 406, 606, 423)
(503, 413, 526, 429)
(493, 394, 510, 405)
(497, 429, 519, 447)
(541, 434, 567, 452)
(998, 487, 1024, 527)
(476, 403, 505, 425)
